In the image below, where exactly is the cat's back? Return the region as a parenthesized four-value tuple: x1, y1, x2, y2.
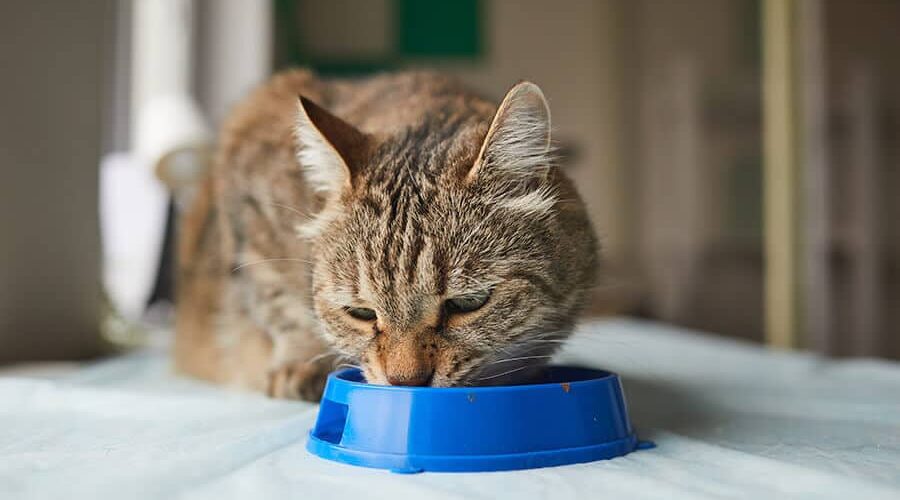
(219, 69, 493, 168)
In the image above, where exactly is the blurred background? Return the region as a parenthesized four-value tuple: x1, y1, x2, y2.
(1, 0, 897, 365)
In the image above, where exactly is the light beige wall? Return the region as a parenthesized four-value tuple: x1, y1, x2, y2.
(197, 0, 273, 127)
(0, 1, 110, 361)
(438, 0, 630, 266)
(826, 0, 900, 358)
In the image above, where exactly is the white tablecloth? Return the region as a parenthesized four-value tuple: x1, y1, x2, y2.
(1, 318, 898, 499)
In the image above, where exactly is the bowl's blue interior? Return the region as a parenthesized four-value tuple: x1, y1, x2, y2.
(333, 365, 612, 390)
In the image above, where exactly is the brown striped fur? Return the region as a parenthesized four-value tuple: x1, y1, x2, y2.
(175, 69, 597, 400)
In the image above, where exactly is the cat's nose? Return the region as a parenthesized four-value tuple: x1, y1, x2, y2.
(386, 370, 433, 387)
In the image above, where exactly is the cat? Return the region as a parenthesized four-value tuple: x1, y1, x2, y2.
(175, 69, 597, 401)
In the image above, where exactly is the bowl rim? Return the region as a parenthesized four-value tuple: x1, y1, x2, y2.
(327, 365, 618, 394)
(307, 431, 640, 473)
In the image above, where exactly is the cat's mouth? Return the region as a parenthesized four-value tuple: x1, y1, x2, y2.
(358, 341, 559, 388)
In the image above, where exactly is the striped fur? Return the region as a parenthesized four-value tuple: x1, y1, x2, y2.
(175, 70, 597, 400)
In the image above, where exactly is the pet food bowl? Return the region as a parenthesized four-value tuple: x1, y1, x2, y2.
(306, 365, 648, 473)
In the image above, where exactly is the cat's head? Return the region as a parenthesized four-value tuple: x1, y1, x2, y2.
(294, 81, 596, 386)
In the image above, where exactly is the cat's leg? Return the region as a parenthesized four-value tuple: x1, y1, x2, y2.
(205, 302, 330, 401)
(266, 333, 333, 401)
(174, 266, 225, 384)
(174, 175, 230, 384)
(243, 282, 336, 401)
(222, 187, 334, 400)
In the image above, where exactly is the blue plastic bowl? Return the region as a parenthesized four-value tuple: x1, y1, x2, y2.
(306, 366, 646, 473)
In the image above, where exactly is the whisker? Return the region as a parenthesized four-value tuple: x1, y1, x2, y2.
(335, 363, 362, 371)
(508, 339, 569, 347)
(305, 351, 339, 365)
(486, 355, 553, 366)
(231, 258, 311, 273)
(515, 335, 567, 344)
(475, 365, 533, 381)
(495, 341, 558, 356)
(520, 337, 569, 343)
(264, 202, 311, 219)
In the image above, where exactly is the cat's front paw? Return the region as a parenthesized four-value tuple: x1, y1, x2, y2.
(266, 359, 330, 402)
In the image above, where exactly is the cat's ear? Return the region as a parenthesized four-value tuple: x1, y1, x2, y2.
(467, 81, 552, 184)
(295, 95, 368, 194)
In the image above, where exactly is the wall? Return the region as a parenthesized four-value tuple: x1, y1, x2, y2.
(443, 0, 629, 268)
(0, 1, 110, 361)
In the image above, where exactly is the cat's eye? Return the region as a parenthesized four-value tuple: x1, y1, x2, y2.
(445, 291, 491, 315)
(345, 306, 377, 321)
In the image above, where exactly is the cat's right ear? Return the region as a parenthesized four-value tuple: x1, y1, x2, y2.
(295, 95, 368, 195)
(466, 81, 552, 184)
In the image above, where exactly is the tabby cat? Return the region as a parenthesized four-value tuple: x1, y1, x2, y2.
(175, 70, 597, 401)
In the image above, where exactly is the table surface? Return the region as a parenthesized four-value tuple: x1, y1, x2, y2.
(1, 318, 898, 499)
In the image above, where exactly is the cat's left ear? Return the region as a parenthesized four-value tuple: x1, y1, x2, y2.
(295, 95, 368, 195)
(467, 81, 552, 184)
